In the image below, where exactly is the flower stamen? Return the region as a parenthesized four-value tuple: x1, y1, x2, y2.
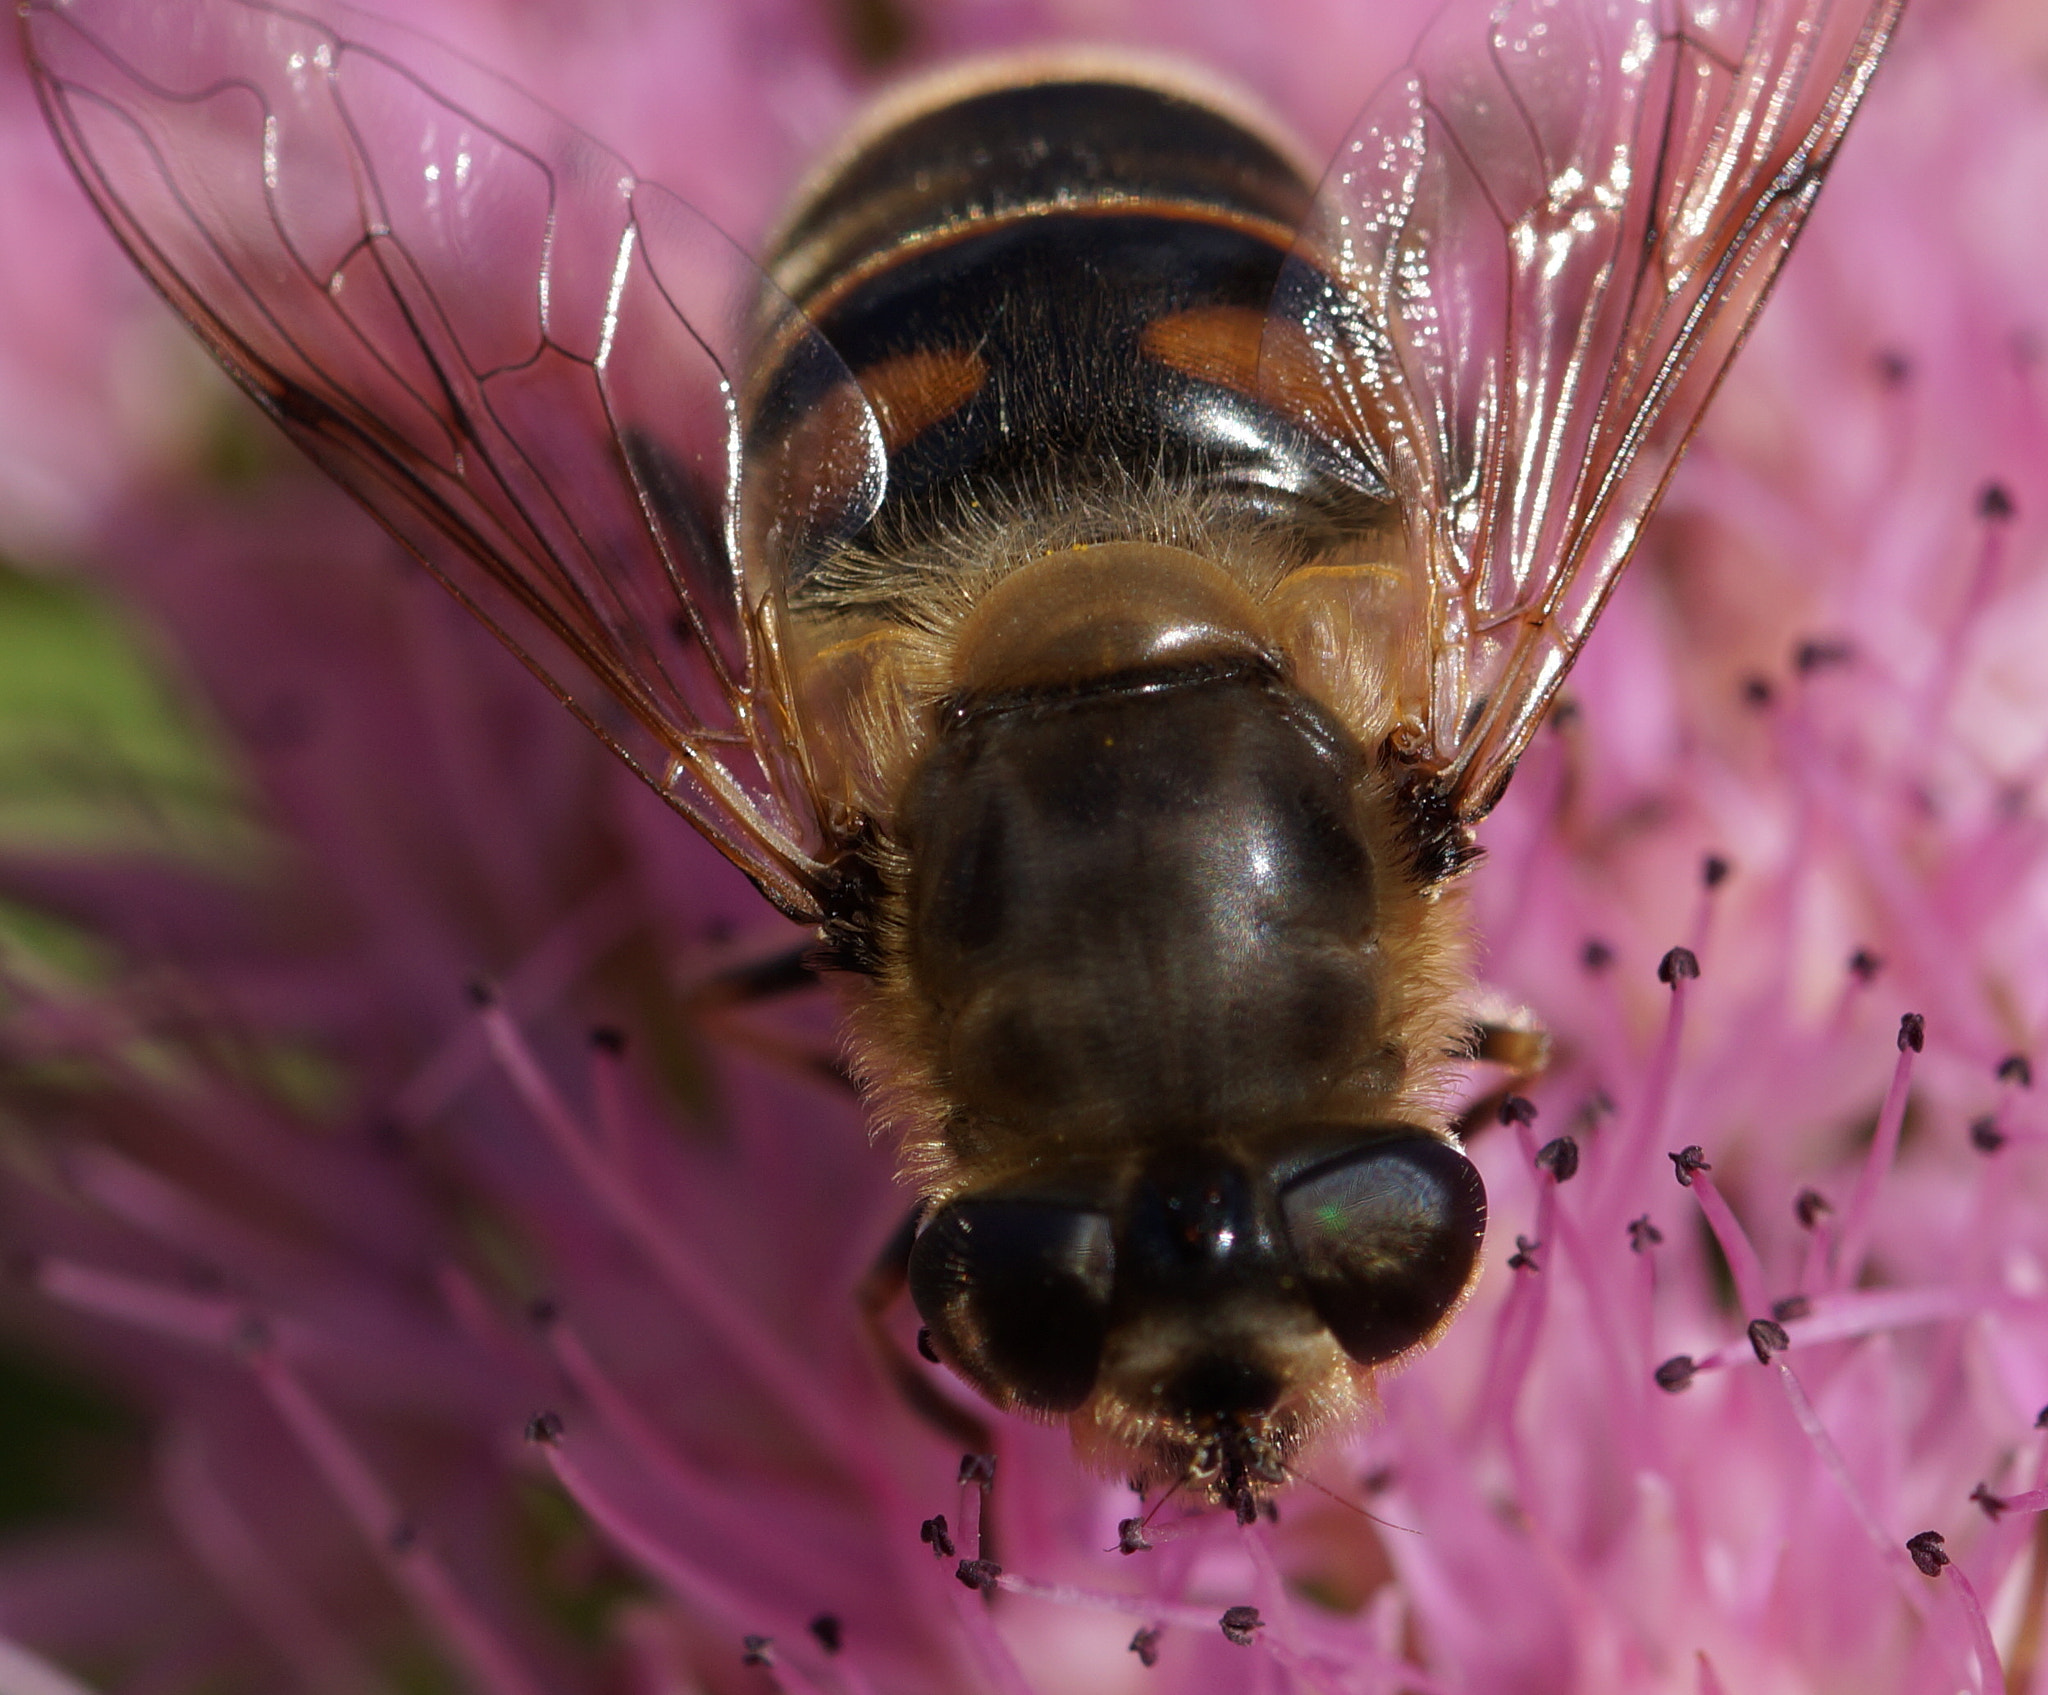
(1830, 1014, 1923, 1291)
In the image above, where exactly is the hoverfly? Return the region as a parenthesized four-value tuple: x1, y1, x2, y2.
(24, 0, 1901, 1520)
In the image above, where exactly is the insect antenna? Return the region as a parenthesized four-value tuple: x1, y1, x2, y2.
(1298, 1473, 1422, 1538)
(1139, 1472, 1190, 1532)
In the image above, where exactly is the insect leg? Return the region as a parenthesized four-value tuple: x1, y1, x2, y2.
(856, 1209, 992, 1454)
(683, 940, 826, 1009)
(676, 939, 857, 1091)
(1454, 1008, 1554, 1140)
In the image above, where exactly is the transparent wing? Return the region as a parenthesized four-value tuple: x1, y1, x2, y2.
(1264, 0, 1902, 821)
(23, 0, 889, 921)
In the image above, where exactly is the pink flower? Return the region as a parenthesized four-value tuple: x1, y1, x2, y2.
(2, 1, 2046, 1691)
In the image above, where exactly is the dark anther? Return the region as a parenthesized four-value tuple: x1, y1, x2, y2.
(1795, 1188, 1832, 1229)
(1508, 1236, 1541, 1272)
(1740, 674, 1775, 710)
(1771, 1295, 1812, 1324)
(836, 0, 917, 69)
(464, 978, 497, 1008)
(589, 1025, 627, 1055)
(1658, 947, 1700, 986)
(1582, 938, 1615, 973)
(1669, 1146, 1712, 1187)
(1999, 1054, 2033, 1087)
(1654, 1355, 1698, 1393)
(1569, 1092, 1615, 1137)
(1970, 1117, 2006, 1154)
(1363, 1465, 1397, 1494)
(1628, 1215, 1664, 1253)
(1129, 1627, 1163, 1667)
(1549, 695, 1581, 729)
(741, 1635, 774, 1668)
(1500, 1095, 1539, 1127)
(1702, 855, 1731, 889)
(1218, 1606, 1264, 1646)
(1971, 1483, 2008, 1521)
(1535, 1136, 1580, 1182)
(809, 1614, 844, 1654)
(1260, 1499, 1280, 1524)
(1898, 1012, 1926, 1053)
(524, 1410, 565, 1445)
(915, 1327, 940, 1363)
(368, 1117, 411, 1156)
(1794, 637, 1853, 674)
(1874, 348, 1912, 387)
(958, 1453, 998, 1488)
(232, 1315, 274, 1357)
(388, 1519, 419, 1553)
(1979, 481, 2016, 522)
(1848, 948, 1883, 983)
(956, 1558, 1003, 1593)
(525, 1296, 559, 1328)
(248, 689, 317, 753)
(919, 1515, 954, 1558)
(1748, 1318, 1791, 1364)
(1117, 1517, 1152, 1556)
(2037, 1405, 2048, 1429)
(1906, 1530, 1951, 1577)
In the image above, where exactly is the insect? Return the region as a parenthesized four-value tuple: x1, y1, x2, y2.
(26, 0, 1900, 1520)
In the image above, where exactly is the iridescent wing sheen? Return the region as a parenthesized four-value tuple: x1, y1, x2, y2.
(23, 0, 888, 922)
(1264, 0, 1902, 823)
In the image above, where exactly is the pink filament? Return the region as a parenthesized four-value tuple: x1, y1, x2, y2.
(1687, 1171, 1773, 1322)
(245, 1350, 551, 1695)
(477, 1004, 871, 1477)
(1830, 1034, 1919, 1292)
(1595, 970, 1691, 1221)
(541, 1438, 840, 1695)
(158, 1425, 371, 1694)
(1771, 1360, 1931, 1620)
(1946, 1563, 2008, 1695)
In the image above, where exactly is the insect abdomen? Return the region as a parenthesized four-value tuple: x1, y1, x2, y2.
(762, 71, 1364, 576)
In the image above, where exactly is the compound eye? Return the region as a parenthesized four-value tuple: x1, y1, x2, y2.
(908, 1197, 1115, 1412)
(1278, 1133, 1486, 1366)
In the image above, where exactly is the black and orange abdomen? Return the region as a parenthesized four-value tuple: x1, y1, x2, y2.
(759, 73, 1383, 588)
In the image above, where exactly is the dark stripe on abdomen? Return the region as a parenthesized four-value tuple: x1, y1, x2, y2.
(772, 77, 1313, 307)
